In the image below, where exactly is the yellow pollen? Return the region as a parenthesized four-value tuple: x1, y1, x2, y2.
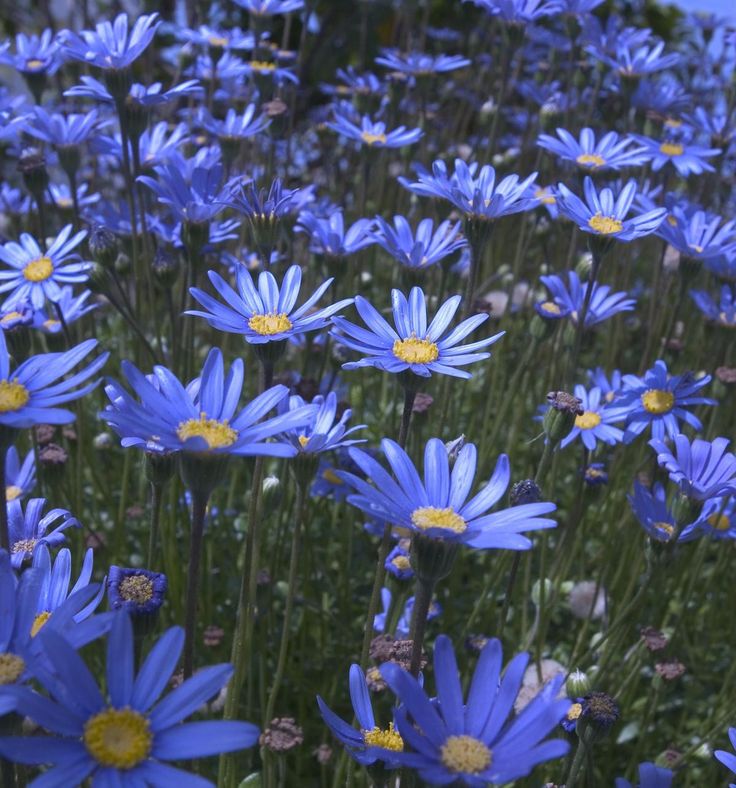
(660, 142, 684, 157)
(689, 244, 704, 254)
(23, 256, 54, 282)
(411, 506, 467, 534)
(588, 214, 623, 235)
(119, 575, 154, 605)
(177, 414, 237, 449)
(575, 410, 601, 430)
(393, 335, 439, 365)
(84, 707, 152, 770)
(535, 188, 556, 204)
(391, 555, 411, 570)
(0, 380, 30, 413)
(654, 521, 675, 539)
(641, 389, 674, 415)
(0, 653, 25, 685)
(56, 197, 73, 209)
(322, 468, 343, 485)
(576, 153, 607, 168)
(568, 702, 583, 721)
(362, 723, 404, 752)
(0, 311, 23, 326)
(250, 60, 277, 72)
(248, 312, 292, 336)
(541, 301, 561, 315)
(25, 59, 44, 70)
(361, 131, 387, 146)
(11, 538, 36, 556)
(440, 735, 492, 774)
(43, 319, 61, 331)
(664, 118, 683, 129)
(208, 35, 228, 47)
(298, 434, 310, 448)
(708, 513, 730, 531)
(5, 485, 22, 502)
(667, 215, 678, 226)
(31, 611, 51, 637)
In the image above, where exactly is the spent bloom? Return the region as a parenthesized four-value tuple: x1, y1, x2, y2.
(331, 287, 503, 379)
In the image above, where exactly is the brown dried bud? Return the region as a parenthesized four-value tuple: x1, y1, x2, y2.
(34, 424, 56, 445)
(260, 717, 304, 753)
(655, 660, 685, 681)
(640, 626, 668, 652)
(389, 639, 427, 672)
(369, 634, 396, 664)
(412, 392, 434, 414)
(39, 443, 68, 468)
(203, 625, 225, 647)
(716, 366, 736, 384)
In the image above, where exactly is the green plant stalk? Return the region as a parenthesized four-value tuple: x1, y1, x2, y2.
(183, 490, 208, 679)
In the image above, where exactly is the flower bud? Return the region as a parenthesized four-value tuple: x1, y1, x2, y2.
(566, 669, 591, 698)
(88, 225, 119, 269)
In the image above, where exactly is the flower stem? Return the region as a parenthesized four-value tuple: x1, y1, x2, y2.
(183, 490, 208, 679)
(147, 481, 164, 570)
(0, 448, 8, 553)
(409, 577, 435, 676)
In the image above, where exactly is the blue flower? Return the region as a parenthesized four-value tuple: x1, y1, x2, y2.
(32, 286, 97, 335)
(690, 285, 736, 328)
(102, 348, 314, 457)
(539, 271, 635, 327)
(231, 0, 304, 15)
(584, 463, 609, 485)
(47, 182, 100, 213)
(227, 177, 308, 221)
(537, 128, 649, 171)
(661, 209, 736, 260)
(60, 13, 160, 71)
(65, 77, 201, 106)
(0, 30, 64, 76)
(587, 39, 680, 78)
(321, 67, 385, 98)
(559, 385, 627, 451)
(630, 135, 720, 176)
(0, 331, 108, 428)
(277, 391, 365, 454)
(201, 105, 271, 140)
(556, 178, 666, 241)
(0, 225, 91, 310)
(628, 481, 698, 543)
(0, 612, 259, 785)
(107, 566, 168, 617)
(375, 50, 471, 75)
(7, 498, 79, 568)
(22, 107, 106, 148)
(385, 543, 413, 580)
(310, 447, 364, 501)
(715, 727, 736, 788)
(617, 361, 714, 443)
(5, 446, 35, 502)
(402, 159, 538, 221)
(469, 0, 563, 24)
(587, 367, 624, 402)
(328, 113, 422, 149)
(615, 761, 674, 788)
(188, 265, 352, 344)
(649, 435, 736, 501)
(341, 437, 556, 549)
(373, 587, 440, 635)
(374, 216, 465, 270)
(317, 663, 403, 767)
(331, 287, 503, 379)
(379, 635, 570, 784)
(296, 210, 376, 259)
(684, 497, 736, 541)
(181, 25, 255, 53)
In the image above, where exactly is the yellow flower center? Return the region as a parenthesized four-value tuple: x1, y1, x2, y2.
(5, 485, 22, 502)
(11, 538, 36, 556)
(664, 118, 683, 129)
(177, 414, 237, 449)
(641, 389, 674, 415)
(411, 506, 467, 534)
(0, 311, 23, 326)
(23, 256, 54, 282)
(654, 521, 675, 539)
(56, 197, 73, 209)
(576, 153, 606, 168)
(575, 410, 601, 430)
(298, 434, 310, 448)
(250, 60, 276, 72)
(540, 301, 561, 315)
(208, 35, 228, 47)
(568, 702, 583, 721)
(248, 312, 292, 336)
(31, 611, 51, 638)
(362, 722, 404, 752)
(708, 513, 730, 531)
(535, 188, 556, 204)
(392, 336, 439, 365)
(391, 555, 411, 570)
(43, 319, 61, 332)
(0, 653, 25, 685)
(0, 380, 30, 413)
(84, 707, 152, 770)
(660, 142, 684, 157)
(361, 131, 387, 146)
(440, 735, 492, 774)
(25, 59, 44, 70)
(588, 214, 623, 235)
(119, 575, 154, 605)
(322, 468, 343, 485)
(667, 214, 678, 226)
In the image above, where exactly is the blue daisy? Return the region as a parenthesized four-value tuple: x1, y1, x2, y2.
(682, 497, 736, 541)
(331, 287, 503, 379)
(341, 437, 556, 550)
(102, 347, 315, 456)
(373, 216, 465, 270)
(715, 727, 736, 788)
(4, 446, 35, 502)
(107, 566, 168, 617)
(379, 635, 570, 785)
(658, 208, 736, 261)
(587, 39, 680, 78)
(296, 210, 376, 259)
(690, 285, 736, 328)
(615, 761, 673, 788)
(0, 30, 64, 77)
(539, 271, 635, 327)
(0, 225, 91, 310)
(537, 127, 649, 171)
(277, 391, 365, 454)
(7, 498, 79, 568)
(630, 135, 720, 176)
(201, 105, 271, 141)
(231, 0, 304, 15)
(0, 612, 259, 786)
(32, 286, 97, 335)
(559, 385, 627, 451)
(374, 50, 471, 75)
(328, 113, 423, 149)
(617, 360, 715, 443)
(628, 481, 698, 543)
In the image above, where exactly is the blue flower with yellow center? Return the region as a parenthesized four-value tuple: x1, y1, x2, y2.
(231, 0, 304, 15)
(373, 216, 465, 270)
(32, 286, 97, 335)
(0, 30, 64, 76)
(189, 265, 352, 344)
(378, 635, 570, 784)
(537, 127, 649, 171)
(0, 612, 259, 785)
(328, 113, 423, 149)
(0, 224, 91, 310)
(277, 391, 365, 454)
(107, 566, 167, 617)
(628, 481, 699, 543)
(587, 39, 680, 78)
(617, 360, 715, 443)
(331, 287, 503, 379)
(559, 385, 627, 451)
(681, 497, 736, 541)
(296, 210, 376, 259)
(690, 285, 736, 328)
(340, 437, 556, 549)
(539, 271, 635, 327)
(7, 498, 79, 569)
(630, 135, 720, 176)
(4, 446, 35, 503)
(657, 208, 736, 260)
(102, 348, 316, 456)
(375, 49, 471, 75)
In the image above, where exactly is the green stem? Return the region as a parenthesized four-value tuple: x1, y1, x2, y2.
(147, 481, 164, 570)
(183, 491, 208, 679)
(409, 577, 435, 676)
